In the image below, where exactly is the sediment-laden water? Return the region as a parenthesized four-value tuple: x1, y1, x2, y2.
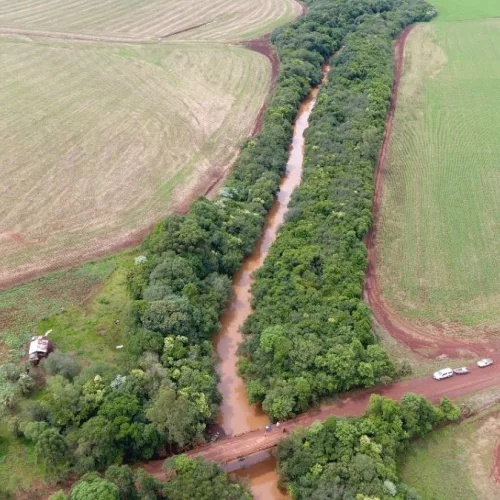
(215, 64, 330, 499)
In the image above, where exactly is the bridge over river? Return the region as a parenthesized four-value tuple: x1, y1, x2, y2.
(177, 357, 500, 465)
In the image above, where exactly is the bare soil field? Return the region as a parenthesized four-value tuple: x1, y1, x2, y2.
(0, 0, 301, 42)
(0, 37, 271, 289)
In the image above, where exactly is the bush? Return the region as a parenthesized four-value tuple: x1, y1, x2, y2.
(278, 395, 456, 499)
(40, 352, 81, 380)
(70, 473, 120, 500)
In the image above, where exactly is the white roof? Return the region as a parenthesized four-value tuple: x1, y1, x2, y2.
(29, 336, 50, 355)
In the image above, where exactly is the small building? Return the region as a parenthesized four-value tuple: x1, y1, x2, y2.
(29, 335, 54, 364)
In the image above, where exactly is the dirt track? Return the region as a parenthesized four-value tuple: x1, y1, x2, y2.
(364, 26, 500, 359)
(138, 355, 500, 474)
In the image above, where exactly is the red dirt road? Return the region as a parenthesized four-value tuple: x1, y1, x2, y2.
(364, 26, 500, 359)
(139, 356, 500, 473)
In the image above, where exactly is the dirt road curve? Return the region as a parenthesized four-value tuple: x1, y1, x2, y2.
(139, 356, 500, 473)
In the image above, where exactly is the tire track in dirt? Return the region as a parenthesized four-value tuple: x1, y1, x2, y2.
(493, 442, 500, 486)
(364, 25, 500, 359)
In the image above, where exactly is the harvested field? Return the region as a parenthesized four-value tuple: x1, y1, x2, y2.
(375, 19, 500, 338)
(0, 37, 271, 289)
(0, 0, 301, 42)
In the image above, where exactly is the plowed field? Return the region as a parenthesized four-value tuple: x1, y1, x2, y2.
(376, 18, 500, 338)
(0, 38, 271, 288)
(0, 0, 301, 42)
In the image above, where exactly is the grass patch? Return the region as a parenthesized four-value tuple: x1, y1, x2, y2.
(36, 253, 136, 364)
(398, 406, 500, 499)
(0, 257, 118, 362)
(398, 421, 478, 499)
(377, 19, 500, 336)
(0, 249, 139, 364)
(0, 425, 48, 495)
(431, 0, 500, 23)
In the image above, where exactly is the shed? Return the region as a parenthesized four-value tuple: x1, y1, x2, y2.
(29, 335, 54, 364)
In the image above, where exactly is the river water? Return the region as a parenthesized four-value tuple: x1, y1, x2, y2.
(214, 64, 330, 499)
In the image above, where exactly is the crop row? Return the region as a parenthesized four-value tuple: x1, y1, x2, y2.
(0, 0, 300, 41)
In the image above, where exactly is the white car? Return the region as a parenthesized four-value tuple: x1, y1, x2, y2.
(477, 358, 493, 368)
(433, 368, 454, 380)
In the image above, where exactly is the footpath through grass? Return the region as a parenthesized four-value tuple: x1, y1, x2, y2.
(377, 16, 500, 334)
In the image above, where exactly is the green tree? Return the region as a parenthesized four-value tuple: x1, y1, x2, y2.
(135, 469, 163, 500)
(70, 473, 120, 500)
(146, 386, 204, 447)
(41, 352, 81, 381)
(35, 428, 69, 469)
(163, 455, 252, 500)
(105, 465, 138, 500)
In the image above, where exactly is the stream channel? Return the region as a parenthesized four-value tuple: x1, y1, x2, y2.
(214, 63, 330, 499)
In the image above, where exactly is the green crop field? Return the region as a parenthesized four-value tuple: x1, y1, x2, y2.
(430, 0, 500, 23)
(376, 14, 500, 336)
(0, 0, 301, 42)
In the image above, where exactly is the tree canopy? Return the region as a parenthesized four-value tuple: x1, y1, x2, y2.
(277, 395, 459, 499)
(239, 0, 436, 420)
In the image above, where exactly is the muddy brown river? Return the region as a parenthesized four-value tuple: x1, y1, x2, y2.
(214, 64, 330, 499)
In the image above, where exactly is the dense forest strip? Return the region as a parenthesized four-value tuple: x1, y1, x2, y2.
(215, 64, 330, 436)
(239, 0, 437, 421)
(277, 394, 459, 500)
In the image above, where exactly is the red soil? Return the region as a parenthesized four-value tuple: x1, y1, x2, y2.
(364, 26, 500, 359)
(244, 35, 280, 137)
(139, 354, 500, 470)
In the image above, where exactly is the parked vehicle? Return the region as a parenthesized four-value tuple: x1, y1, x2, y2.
(453, 367, 469, 375)
(433, 368, 454, 380)
(477, 358, 493, 368)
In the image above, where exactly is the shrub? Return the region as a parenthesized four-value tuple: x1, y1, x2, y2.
(40, 351, 81, 380)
